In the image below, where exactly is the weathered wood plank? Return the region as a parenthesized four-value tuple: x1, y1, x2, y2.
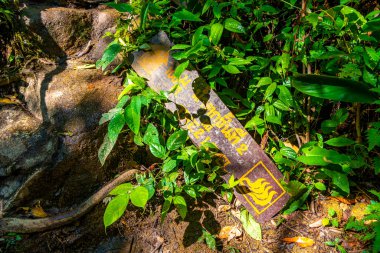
(131, 32, 289, 222)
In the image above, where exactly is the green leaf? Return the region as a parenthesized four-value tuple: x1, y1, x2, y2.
(104, 2, 133, 13)
(210, 23, 224, 45)
(162, 158, 178, 173)
(103, 194, 129, 228)
(222, 64, 241, 74)
(224, 18, 245, 33)
(109, 183, 133, 195)
(99, 108, 123, 125)
(314, 182, 326, 191)
(257, 77, 272, 87)
(150, 143, 166, 159)
(202, 230, 216, 250)
(143, 123, 160, 145)
(239, 209, 262, 240)
(166, 130, 188, 151)
(298, 146, 349, 166)
(367, 128, 380, 151)
(174, 195, 187, 219)
(108, 112, 125, 143)
(140, 2, 150, 30)
(264, 82, 277, 100)
(292, 75, 377, 103)
(325, 137, 355, 147)
(161, 197, 172, 221)
(130, 186, 149, 208)
(280, 147, 297, 160)
(125, 96, 141, 134)
(96, 42, 121, 71)
(174, 60, 189, 78)
(374, 157, 380, 175)
(283, 186, 312, 215)
(98, 133, 116, 166)
(173, 9, 202, 22)
(322, 169, 350, 194)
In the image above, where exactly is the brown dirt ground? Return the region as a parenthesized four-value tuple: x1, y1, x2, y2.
(0, 192, 370, 253)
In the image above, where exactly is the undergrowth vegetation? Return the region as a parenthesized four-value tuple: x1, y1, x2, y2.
(97, 0, 380, 251)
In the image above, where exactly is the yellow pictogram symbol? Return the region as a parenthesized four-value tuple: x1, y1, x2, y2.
(238, 161, 286, 214)
(239, 178, 277, 207)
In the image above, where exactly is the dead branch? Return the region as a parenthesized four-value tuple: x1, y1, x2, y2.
(0, 169, 139, 234)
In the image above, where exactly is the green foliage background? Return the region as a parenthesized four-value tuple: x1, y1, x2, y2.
(98, 0, 380, 251)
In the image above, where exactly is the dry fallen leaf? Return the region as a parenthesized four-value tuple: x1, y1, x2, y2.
(31, 204, 48, 218)
(217, 205, 231, 212)
(309, 219, 323, 228)
(282, 236, 315, 247)
(218, 226, 242, 241)
(329, 196, 355, 205)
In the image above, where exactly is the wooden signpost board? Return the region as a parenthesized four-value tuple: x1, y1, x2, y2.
(131, 32, 289, 222)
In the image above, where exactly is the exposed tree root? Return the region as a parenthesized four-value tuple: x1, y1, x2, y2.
(0, 169, 139, 234)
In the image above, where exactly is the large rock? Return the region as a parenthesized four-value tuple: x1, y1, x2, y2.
(22, 5, 119, 59)
(0, 107, 57, 207)
(7, 61, 127, 208)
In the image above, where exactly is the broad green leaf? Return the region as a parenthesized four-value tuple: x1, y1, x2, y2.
(283, 186, 312, 215)
(173, 9, 202, 22)
(222, 64, 241, 74)
(322, 169, 350, 194)
(108, 112, 125, 143)
(292, 75, 377, 103)
(98, 133, 116, 166)
(325, 137, 355, 147)
(161, 197, 172, 221)
(103, 194, 129, 228)
(257, 77, 272, 87)
(239, 209, 262, 240)
(280, 147, 297, 160)
(314, 182, 327, 191)
(162, 158, 178, 173)
(109, 183, 133, 195)
(374, 157, 380, 175)
(264, 82, 277, 100)
(297, 146, 350, 166)
(174, 195, 187, 219)
(278, 86, 293, 107)
(99, 108, 123, 125)
(125, 96, 141, 134)
(143, 123, 160, 145)
(130, 186, 149, 208)
(273, 100, 289, 111)
(367, 128, 380, 151)
(166, 130, 188, 151)
(104, 2, 133, 13)
(202, 230, 216, 250)
(171, 44, 191, 50)
(150, 142, 166, 159)
(362, 18, 380, 32)
(224, 18, 245, 33)
(96, 42, 121, 71)
(210, 23, 224, 45)
(174, 60, 189, 78)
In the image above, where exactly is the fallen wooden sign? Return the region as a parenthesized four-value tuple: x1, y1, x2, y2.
(131, 32, 289, 222)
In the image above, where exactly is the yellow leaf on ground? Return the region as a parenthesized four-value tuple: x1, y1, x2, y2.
(217, 205, 231, 212)
(218, 226, 242, 241)
(31, 204, 48, 218)
(283, 236, 315, 247)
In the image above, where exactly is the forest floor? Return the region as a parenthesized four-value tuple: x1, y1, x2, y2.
(1, 190, 370, 253)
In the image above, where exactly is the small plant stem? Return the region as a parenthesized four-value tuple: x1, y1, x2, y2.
(355, 103, 362, 143)
(305, 64, 312, 143)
